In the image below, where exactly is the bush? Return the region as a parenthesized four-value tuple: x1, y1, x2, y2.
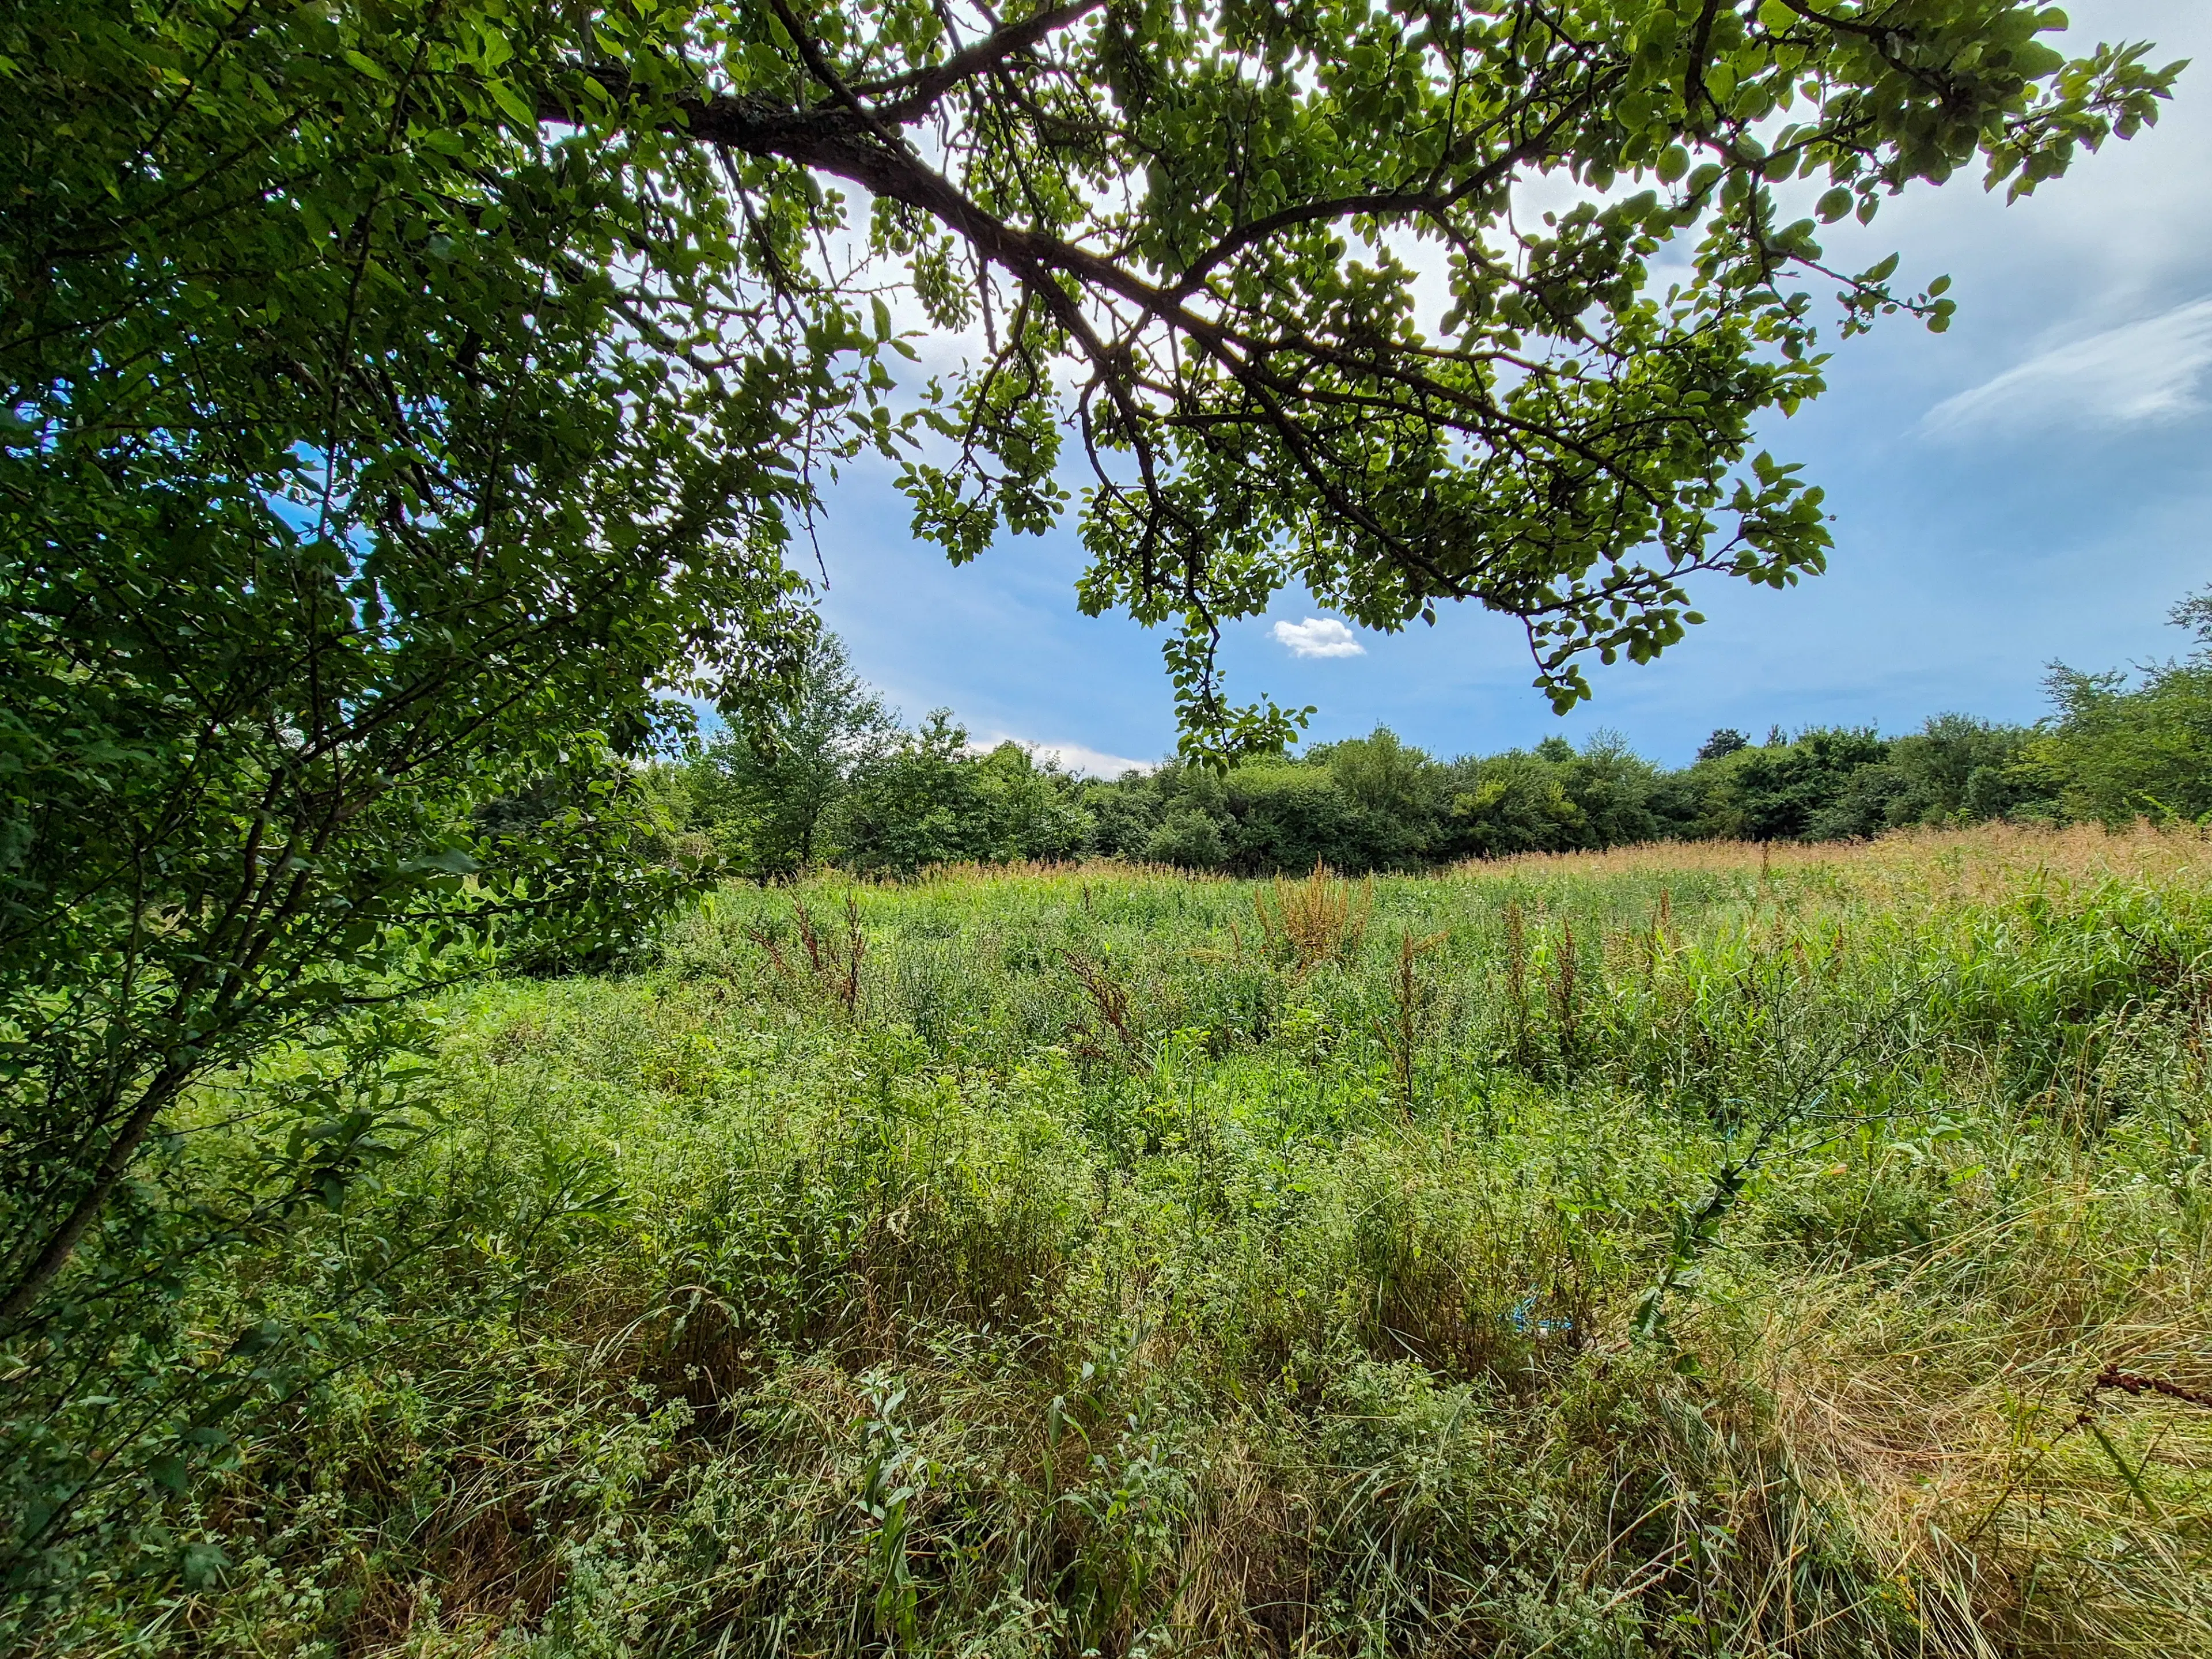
(1142, 807, 1228, 869)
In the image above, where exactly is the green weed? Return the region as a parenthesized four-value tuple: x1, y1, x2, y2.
(14, 830, 2212, 1656)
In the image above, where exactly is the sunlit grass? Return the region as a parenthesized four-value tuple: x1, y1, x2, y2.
(90, 825, 2212, 1657)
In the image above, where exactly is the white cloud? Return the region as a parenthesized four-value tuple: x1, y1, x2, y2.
(978, 732, 1156, 777)
(1925, 297, 2212, 435)
(1027, 740, 1155, 777)
(1272, 616, 1367, 658)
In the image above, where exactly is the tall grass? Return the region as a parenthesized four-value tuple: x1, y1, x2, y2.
(25, 826, 2212, 1656)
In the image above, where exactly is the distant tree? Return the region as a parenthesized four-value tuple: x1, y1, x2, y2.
(1142, 808, 1229, 870)
(969, 744, 1093, 863)
(1698, 729, 1752, 762)
(1219, 764, 1373, 874)
(1083, 771, 1174, 860)
(830, 719, 1089, 874)
(1694, 727, 1888, 840)
(1439, 747, 1590, 859)
(1808, 714, 2042, 838)
(1429, 732, 1664, 858)
(830, 712, 985, 875)
(1088, 738, 1432, 874)
(1893, 715, 2043, 822)
(2024, 590, 2212, 825)
(694, 634, 899, 878)
(1316, 728, 1443, 866)
(1320, 729, 1433, 815)
(1561, 732, 1669, 849)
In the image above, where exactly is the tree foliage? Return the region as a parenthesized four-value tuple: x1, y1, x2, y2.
(662, 624, 2212, 876)
(10, 0, 2171, 746)
(830, 717, 1092, 873)
(694, 633, 902, 876)
(1, 0, 861, 1342)
(2028, 594, 2212, 826)
(518, 0, 2172, 740)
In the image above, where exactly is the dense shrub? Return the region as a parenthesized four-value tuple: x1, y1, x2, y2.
(676, 598, 2212, 878)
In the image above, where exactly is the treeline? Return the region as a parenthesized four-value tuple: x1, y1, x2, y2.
(657, 597, 2212, 878)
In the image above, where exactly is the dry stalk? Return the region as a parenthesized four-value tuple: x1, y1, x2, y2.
(1550, 918, 1580, 1066)
(1063, 949, 1150, 1073)
(2091, 1363, 2212, 1411)
(1252, 859, 1371, 974)
(749, 893, 866, 1017)
(1381, 927, 1449, 1109)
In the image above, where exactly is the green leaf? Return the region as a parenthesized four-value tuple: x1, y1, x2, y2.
(180, 1541, 230, 1588)
(485, 78, 535, 128)
(405, 847, 480, 874)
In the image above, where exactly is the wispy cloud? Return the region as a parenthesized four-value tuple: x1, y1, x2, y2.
(1028, 740, 1155, 777)
(1926, 297, 2212, 435)
(1272, 617, 1366, 658)
(979, 733, 1156, 777)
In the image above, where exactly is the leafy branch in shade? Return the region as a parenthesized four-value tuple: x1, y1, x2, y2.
(532, 0, 2176, 744)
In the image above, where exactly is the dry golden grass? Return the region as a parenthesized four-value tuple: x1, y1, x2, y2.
(1251, 859, 1373, 972)
(1726, 1177, 2212, 1658)
(1460, 820, 2212, 893)
(903, 855, 1224, 885)
(897, 821, 2212, 903)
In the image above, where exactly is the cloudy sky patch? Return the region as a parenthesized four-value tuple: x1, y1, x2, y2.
(1926, 296, 2212, 435)
(1272, 618, 1366, 658)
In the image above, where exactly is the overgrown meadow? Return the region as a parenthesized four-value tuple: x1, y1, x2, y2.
(32, 828, 2212, 1656)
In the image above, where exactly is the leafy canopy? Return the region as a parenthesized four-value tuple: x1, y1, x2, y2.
(694, 634, 902, 876)
(11, 1, 2168, 751)
(2029, 590, 2212, 827)
(525, 0, 2172, 743)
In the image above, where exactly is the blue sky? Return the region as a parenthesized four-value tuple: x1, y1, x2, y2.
(806, 1, 2210, 774)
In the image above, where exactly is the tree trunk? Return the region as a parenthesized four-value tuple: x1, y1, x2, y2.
(0, 1063, 191, 1327)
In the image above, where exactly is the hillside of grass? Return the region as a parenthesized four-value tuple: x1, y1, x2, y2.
(37, 825, 2212, 1657)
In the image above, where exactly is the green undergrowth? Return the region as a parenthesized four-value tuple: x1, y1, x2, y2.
(24, 843, 2212, 1656)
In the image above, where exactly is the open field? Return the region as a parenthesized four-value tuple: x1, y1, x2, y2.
(47, 825, 2212, 1657)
